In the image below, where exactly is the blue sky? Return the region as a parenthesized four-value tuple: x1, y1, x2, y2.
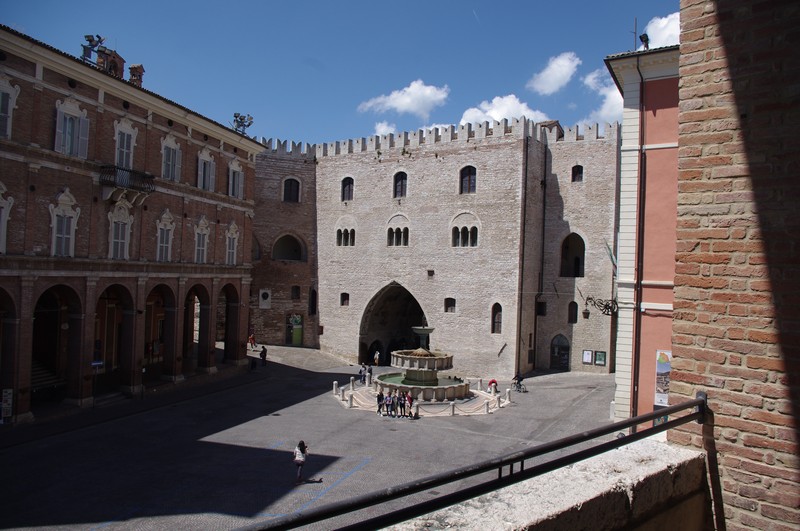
(5, 1, 679, 145)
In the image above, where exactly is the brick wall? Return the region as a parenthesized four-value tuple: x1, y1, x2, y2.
(670, 1, 800, 529)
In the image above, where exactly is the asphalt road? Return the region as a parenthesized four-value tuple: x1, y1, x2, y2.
(0, 346, 615, 530)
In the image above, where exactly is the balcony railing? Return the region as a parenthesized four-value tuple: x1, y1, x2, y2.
(99, 165, 156, 193)
(250, 392, 708, 531)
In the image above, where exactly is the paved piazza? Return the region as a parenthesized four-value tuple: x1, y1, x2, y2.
(0, 347, 615, 530)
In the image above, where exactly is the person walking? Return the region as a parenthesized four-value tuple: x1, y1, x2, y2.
(373, 350, 380, 366)
(406, 391, 414, 419)
(359, 364, 367, 385)
(377, 390, 384, 416)
(260, 345, 268, 366)
(248, 333, 257, 350)
(397, 390, 406, 418)
(293, 441, 309, 483)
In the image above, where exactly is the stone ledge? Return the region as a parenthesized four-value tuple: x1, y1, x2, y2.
(390, 438, 707, 530)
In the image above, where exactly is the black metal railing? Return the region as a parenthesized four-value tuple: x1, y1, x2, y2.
(99, 165, 156, 193)
(248, 392, 707, 531)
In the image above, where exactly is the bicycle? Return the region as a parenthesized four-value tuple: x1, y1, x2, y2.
(511, 380, 527, 393)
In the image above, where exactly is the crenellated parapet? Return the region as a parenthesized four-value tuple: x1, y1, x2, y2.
(259, 137, 315, 159)
(312, 118, 617, 159)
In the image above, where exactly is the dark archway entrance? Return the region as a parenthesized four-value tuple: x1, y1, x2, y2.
(31, 286, 82, 407)
(218, 284, 241, 362)
(183, 284, 211, 375)
(359, 282, 427, 365)
(550, 334, 571, 371)
(144, 285, 177, 383)
(94, 285, 135, 395)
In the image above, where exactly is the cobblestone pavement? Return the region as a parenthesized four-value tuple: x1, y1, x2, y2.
(0, 346, 615, 530)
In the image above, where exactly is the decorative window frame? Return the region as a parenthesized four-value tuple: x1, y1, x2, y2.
(228, 159, 244, 199)
(450, 212, 481, 247)
(156, 209, 176, 262)
(54, 98, 89, 158)
(161, 134, 182, 181)
(0, 181, 14, 254)
(0, 75, 21, 139)
(194, 215, 210, 264)
(113, 118, 138, 169)
(225, 221, 240, 265)
(197, 148, 216, 192)
(48, 188, 80, 257)
(107, 197, 134, 260)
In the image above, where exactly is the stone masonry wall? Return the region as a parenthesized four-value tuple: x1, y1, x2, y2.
(314, 126, 532, 378)
(670, 1, 800, 529)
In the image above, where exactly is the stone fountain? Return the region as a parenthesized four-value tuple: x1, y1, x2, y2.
(375, 326, 470, 401)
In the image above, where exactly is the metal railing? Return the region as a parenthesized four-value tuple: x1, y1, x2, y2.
(99, 165, 156, 193)
(249, 392, 707, 531)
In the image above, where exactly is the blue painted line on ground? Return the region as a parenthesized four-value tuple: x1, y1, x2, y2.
(296, 457, 371, 513)
(266, 440, 286, 450)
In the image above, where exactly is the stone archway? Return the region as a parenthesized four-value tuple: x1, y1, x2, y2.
(359, 282, 427, 365)
(144, 284, 177, 383)
(218, 283, 241, 363)
(94, 284, 135, 395)
(183, 284, 211, 375)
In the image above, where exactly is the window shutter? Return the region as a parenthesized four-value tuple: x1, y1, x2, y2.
(78, 117, 90, 159)
(238, 171, 244, 199)
(0, 92, 9, 138)
(175, 147, 182, 181)
(197, 156, 202, 187)
(209, 160, 216, 191)
(228, 168, 234, 196)
(54, 108, 64, 153)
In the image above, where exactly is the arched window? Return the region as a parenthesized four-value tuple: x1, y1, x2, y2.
(469, 227, 478, 247)
(393, 172, 407, 198)
(341, 177, 354, 202)
(252, 236, 262, 261)
(340, 293, 350, 306)
(568, 301, 578, 324)
(444, 298, 456, 313)
(273, 235, 304, 260)
(460, 166, 476, 194)
(491, 303, 502, 334)
(451, 227, 460, 247)
(572, 165, 584, 182)
(560, 233, 585, 277)
(283, 178, 300, 202)
(451, 225, 479, 247)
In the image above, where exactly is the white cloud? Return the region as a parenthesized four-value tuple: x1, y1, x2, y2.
(526, 52, 582, 96)
(374, 121, 396, 136)
(358, 80, 449, 121)
(460, 94, 549, 125)
(641, 12, 680, 49)
(578, 69, 623, 127)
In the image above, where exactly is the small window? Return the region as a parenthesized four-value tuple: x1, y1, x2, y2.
(291, 286, 301, 300)
(341, 177, 354, 202)
(283, 178, 300, 202)
(197, 149, 216, 192)
(560, 233, 585, 277)
(568, 301, 578, 324)
(387, 227, 409, 247)
(340, 293, 350, 306)
(394, 172, 407, 198)
(156, 209, 175, 262)
(228, 162, 244, 199)
(194, 216, 210, 264)
(108, 201, 133, 260)
(572, 165, 584, 182)
(536, 301, 547, 316)
(0, 79, 21, 139)
(54, 99, 89, 159)
(445, 298, 456, 313)
(225, 222, 239, 265)
(309, 289, 318, 316)
(460, 166, 476, 194)
(491, 303, 502, 334)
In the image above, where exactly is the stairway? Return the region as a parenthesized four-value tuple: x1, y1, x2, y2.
(31, 359, 66, 391)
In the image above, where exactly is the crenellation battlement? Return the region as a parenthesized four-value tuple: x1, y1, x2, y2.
(260, 137, 315, 158)
(308, 118, 617, 158)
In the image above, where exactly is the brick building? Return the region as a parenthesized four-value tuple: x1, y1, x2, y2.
(667, 0, 800, 528)
(0, 26, 263, 422)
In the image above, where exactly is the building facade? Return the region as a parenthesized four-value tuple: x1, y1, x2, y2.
(605, 46, 680, 421)
(252, 120, 620, 379)
(0, 26, 262, 422)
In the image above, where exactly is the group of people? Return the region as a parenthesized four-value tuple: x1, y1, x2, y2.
(376, 389, 414, 418)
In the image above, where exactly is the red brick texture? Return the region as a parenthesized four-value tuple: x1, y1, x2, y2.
(671, 0, 800, 528)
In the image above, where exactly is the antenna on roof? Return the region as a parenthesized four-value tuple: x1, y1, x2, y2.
(81, 34, 105, 63)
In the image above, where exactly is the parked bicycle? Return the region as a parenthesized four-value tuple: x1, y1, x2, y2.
(511, 375, 528, 393)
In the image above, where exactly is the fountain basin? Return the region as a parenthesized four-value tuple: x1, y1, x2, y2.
(376, 373, 470, 402)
